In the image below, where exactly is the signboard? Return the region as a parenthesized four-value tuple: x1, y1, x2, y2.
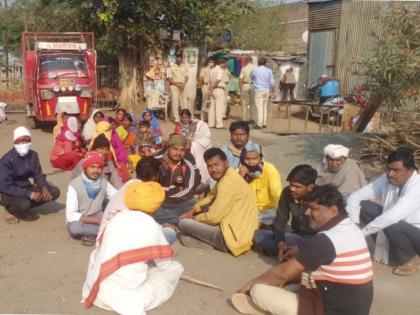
(35, 42, 87, 51)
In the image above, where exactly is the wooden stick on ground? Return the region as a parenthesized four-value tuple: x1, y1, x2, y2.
(181, 274, 225, 292)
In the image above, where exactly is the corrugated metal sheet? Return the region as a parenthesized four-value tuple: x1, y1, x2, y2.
(308, 0, 341, 31)
(335, 0, 385, 95)
(308, 30, 337, 85)
(335, 0, 420, 95)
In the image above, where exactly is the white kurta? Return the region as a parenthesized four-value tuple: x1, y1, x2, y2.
(346, 171, 420, 264)
(82, 211, 183, 315)
(190, 120, 212, 184)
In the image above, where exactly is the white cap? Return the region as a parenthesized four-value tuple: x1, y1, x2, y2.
(13, 126, 31, 142)
(323, 144, 349, 158)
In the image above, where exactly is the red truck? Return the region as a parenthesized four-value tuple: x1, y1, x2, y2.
(22, 32, 97, 128)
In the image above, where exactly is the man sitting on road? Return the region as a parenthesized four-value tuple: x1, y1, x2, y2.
(222, 121, 259, 169)
(72, 133, 124, 189)
(0, 126, 60, 224)
(347, 147, 420, 276)
(101, 157, 177, 245)
(82, 181, 183, 315)
(238, 143, 282, 226)
(253, 165, 317, 257)
(154, 134, 201, 226)
(178, 148, 259, 256)
(232, 185, 373, 315)
(66, 152, 117, 246)
(317, 144, 366, 197)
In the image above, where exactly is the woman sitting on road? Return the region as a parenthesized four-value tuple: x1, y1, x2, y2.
(174, 109, 212, 184)
(83, 109, 105, 144)
(115, 112, 138, 152)
(89, 121, 130, 182)
(50, 116, 85, 171)
(141, 109, 163, 138)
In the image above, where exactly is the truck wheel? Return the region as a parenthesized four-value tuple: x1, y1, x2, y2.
(26, 117, 39, 129)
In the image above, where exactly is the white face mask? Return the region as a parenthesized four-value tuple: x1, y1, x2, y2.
(14, 143, 31, 156)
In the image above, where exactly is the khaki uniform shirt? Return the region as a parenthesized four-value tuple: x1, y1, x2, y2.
(209, 65, 225, 88)
(199, 66, 211, 84)
(167, 63, 188, 84)
(240, 63, 256, 85)
(223, 68, 231, 85)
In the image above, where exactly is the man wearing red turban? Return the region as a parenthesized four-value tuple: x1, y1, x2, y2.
(65, 151, 117, 246)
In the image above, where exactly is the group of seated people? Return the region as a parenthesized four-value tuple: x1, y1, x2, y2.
(1, 110, 420, 315)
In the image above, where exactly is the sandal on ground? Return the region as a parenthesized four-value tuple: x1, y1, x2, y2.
(4, 211, 19, 224)
(81, 236, 96, 246)
(392, 264, 418, 276)
(231, 293, 267, 315)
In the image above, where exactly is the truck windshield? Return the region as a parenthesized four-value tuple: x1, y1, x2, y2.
(38, 54, 88, 77)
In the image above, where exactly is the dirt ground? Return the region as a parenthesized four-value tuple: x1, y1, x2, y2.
(0, 111, 419, 315)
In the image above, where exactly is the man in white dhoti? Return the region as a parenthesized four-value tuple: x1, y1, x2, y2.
(82, 181, 184, 315)
(347, 147, 420, 276)
(317, 144, 367, 197)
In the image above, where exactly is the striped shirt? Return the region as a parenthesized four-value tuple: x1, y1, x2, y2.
(296, 217, 373, 315)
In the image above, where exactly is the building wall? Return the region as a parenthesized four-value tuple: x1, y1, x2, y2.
(279, 2, 309, 54)
(335, 0, 385, 95)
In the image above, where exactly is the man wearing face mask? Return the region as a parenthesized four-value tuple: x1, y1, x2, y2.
(317, 144, 366, 197)
(66, 151, 117, 246)
(238, 143, 282, 226)
(0, 127, 60, 224)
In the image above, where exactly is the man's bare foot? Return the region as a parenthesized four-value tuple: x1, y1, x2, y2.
(392, 256, 420, 276)
(4, 209, 19, 224)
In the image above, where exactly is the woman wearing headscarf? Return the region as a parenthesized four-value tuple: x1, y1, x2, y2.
(141, 109, 162, 138)
(114, 107, 127, 128)
(89, 121, 130, 182)
(52, 112, 66, 139)
(50, 116, 85, 171)
(174, 109, 212, 184)
(115, 112, 137, 152)
(83, 109, 105, 144)
(238, 143, 282, 226)
(82, 181, 183, 315)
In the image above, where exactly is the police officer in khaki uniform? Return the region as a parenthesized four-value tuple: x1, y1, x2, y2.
(167, 54, 189, 122)
(208, 58, 227, 129)
(239, 56, 256, 122)
(198, 58, 215, 117)
(222, 66, 231, 119)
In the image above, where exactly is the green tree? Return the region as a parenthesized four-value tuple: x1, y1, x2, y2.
(1, 0, 252, 108)
(354, 4, 419, 132)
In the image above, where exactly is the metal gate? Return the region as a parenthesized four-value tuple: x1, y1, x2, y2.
(307, 29, 337, 85)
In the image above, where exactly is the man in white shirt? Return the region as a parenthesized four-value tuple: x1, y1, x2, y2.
(66, 152, 117, 246)
(347, 147, 420, 276)
(208, 58, 228, 129)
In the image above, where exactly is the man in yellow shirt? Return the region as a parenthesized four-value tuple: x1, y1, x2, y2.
(178, 148, 259, 256)
(238, 143, 282, 226)
(167, 54, 189, 123)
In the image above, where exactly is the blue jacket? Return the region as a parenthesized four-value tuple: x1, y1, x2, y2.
(0, 149, 48, 197)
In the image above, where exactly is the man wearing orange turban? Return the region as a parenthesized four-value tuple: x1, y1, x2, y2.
(82, 181, 183, 315)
